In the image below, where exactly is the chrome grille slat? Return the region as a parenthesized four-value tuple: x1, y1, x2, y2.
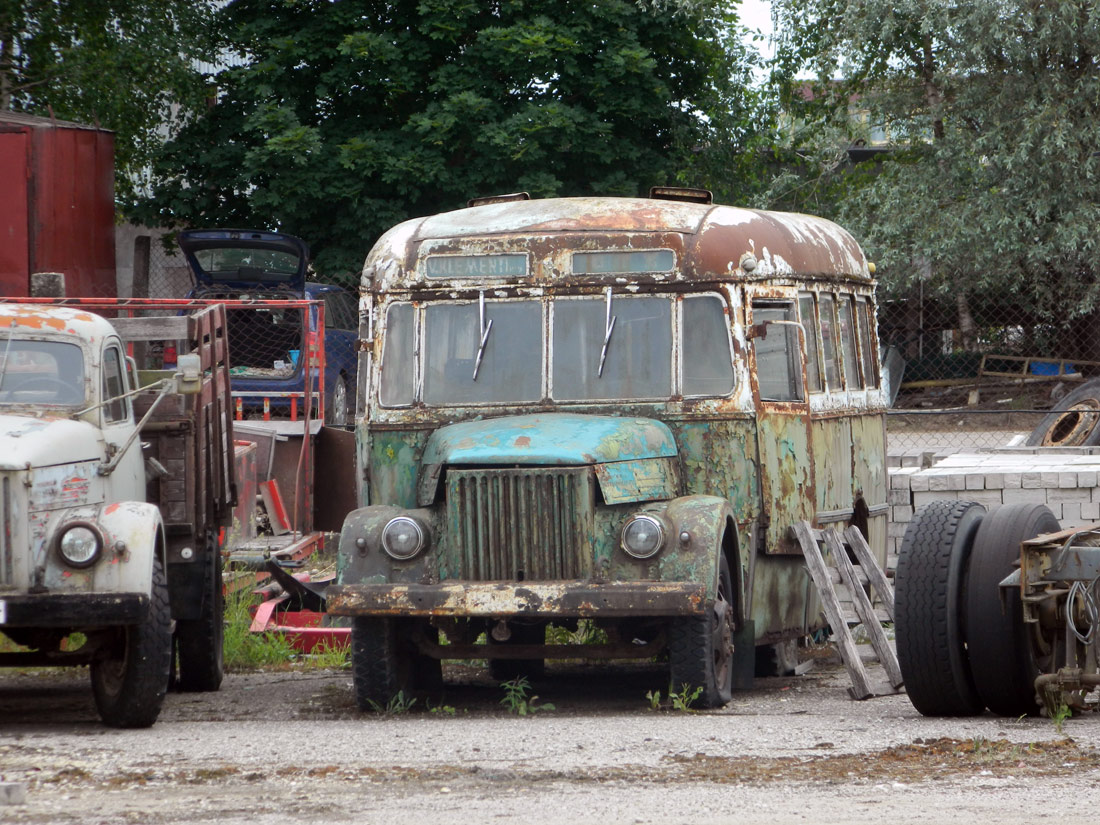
(446, 467, 593, 581)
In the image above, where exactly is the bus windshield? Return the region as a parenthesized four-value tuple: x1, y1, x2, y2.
(378, 293, 734, 407)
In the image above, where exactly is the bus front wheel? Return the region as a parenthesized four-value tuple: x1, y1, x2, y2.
(668, 555, 735, 708)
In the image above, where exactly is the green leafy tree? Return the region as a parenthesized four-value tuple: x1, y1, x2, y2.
(0, 0, 217, 203)
(769, 1, 1100, 360)
(137, 0, 763, 277)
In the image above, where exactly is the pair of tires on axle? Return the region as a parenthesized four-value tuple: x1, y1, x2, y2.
(895, 499, 1057, 718)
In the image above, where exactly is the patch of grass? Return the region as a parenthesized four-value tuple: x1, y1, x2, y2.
(500, 676, 554, 716)
(0, 632, 28, 653)
(1050, 701, 1073, 734)
(367, 690, 417, 714)
(305, 636, 350, 669)
(222, 587, 297, 671)
(646, 683, 702, 712)
(545, 620, 609, 646)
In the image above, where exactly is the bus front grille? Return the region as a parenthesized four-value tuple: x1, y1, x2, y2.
(445, 467, 594, 581)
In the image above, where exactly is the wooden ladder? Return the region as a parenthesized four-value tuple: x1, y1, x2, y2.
(792, 521, 904, 700)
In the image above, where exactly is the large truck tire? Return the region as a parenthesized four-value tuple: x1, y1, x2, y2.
(91, 557, 173, 728)
(895, 500, 985, 717)
(966, 503, 1060, 717)
(668, 555, 735, 708)
(1026, 378, 1100, 446)
(175, 541, 225, 692)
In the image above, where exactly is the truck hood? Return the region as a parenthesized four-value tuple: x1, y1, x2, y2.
(0, 414, 101, 470)
(420, 413, 678, 466)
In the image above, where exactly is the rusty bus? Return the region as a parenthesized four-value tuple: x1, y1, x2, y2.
(327, 188, 887, 708)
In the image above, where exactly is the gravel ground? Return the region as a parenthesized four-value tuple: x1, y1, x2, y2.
(4, 649, 1100, 824)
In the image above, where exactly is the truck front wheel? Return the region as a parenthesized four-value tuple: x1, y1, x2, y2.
(91, 556, 173, 728)
(668, 555, 735, 708)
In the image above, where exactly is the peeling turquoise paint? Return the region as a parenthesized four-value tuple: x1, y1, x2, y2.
(420, 413, 677, 466)
(595, 458, 679, 504)
(368, 430, 429, 509)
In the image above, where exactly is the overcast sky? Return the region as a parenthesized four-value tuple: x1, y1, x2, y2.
(739, 0, 773, 35)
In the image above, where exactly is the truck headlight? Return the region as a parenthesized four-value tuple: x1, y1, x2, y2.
(381, 517, 426, 560)
(57, 524, 102, 567)
(621, 515, 665, 559)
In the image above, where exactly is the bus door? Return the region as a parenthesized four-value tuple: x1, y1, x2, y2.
(746, 295, 816, 555)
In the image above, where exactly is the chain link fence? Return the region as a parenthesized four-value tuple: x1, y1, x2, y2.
(881, 286, 1100, 456)
(109, 226, 360, 426)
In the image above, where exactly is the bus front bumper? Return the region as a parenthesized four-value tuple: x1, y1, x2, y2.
(325, 580, 708, 618)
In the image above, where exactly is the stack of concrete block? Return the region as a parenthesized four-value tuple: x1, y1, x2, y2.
(886, 447, 1100, 560)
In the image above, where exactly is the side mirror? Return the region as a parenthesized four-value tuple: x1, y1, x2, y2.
(175, 353, 202, 395)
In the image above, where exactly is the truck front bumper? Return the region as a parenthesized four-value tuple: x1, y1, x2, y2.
(0, 592, 148, 628)
(325, 580, 708, 618)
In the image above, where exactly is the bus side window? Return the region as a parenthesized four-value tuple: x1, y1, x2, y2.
(379, 303, 414, 406)
(838, 295, 863, 389)
(682, 295, 734, 397)
(857, 297, 879, 388)
(798, 293, 823, 393)
(751, 303, 804, 402)
(818, 293, 841, 389)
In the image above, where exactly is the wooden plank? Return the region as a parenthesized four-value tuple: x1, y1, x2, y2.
(112, 316, 189, 341)
(844, 526, 895, 621)
(791, 521, 873, 700)
(823, 529, 903, 691)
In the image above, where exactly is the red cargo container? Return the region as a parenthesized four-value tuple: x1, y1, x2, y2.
(0, 111, 116, 297)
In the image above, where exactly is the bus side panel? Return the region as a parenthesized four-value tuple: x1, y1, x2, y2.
(749, 554, 822, 642)
(668, 418, 759, 519)
(811, 416, 853, 518)
(851, 413, 888, 568)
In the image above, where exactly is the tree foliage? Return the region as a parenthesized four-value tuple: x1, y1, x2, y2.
(0, 0, 217, 203)
(769, 0, 1100, 353)
(136, 0, 763, 277)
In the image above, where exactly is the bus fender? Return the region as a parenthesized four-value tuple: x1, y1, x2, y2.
(658, 495, 746, 627)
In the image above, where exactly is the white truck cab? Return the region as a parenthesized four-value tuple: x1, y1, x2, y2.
(0, 303, 231, 728)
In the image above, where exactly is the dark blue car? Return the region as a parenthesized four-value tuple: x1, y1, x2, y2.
(178, 229, 358, 426)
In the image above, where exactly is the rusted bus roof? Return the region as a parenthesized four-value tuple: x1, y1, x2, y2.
(695, 208, 869, 282)
(0, 304, 115, 340)
(362, 196, 871, 292)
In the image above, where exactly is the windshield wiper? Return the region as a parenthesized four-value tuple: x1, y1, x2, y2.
(598, 287, 616, 377)
(472, 291, 493, 381)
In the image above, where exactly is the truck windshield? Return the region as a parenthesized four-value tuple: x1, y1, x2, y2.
(0, 340, 85, 405)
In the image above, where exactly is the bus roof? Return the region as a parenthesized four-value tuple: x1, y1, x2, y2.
(363, 196, 872, 292)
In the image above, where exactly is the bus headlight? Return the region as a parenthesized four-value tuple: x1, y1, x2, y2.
(57, 524, 102, 567)
(621, 515, 665, 559)
(381, 517, 427, 560)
